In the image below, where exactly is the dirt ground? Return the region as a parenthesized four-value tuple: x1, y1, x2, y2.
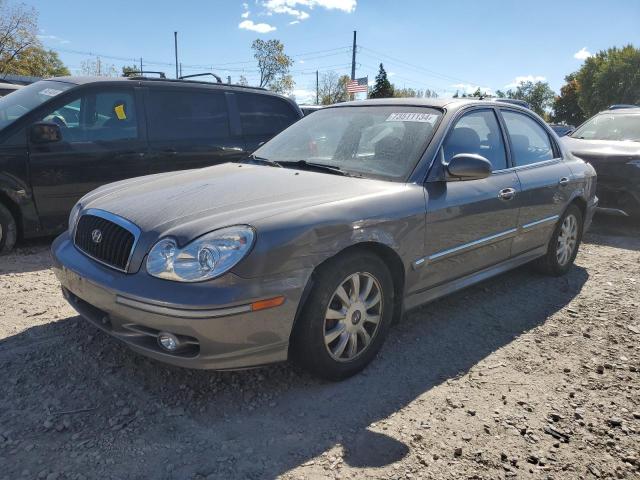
(1, 215, 638, 480)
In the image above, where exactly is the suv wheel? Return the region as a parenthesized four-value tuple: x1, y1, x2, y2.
(0, 203, 17, 255)
(534, 204, 583, 276)
(291, 251, 394, 381)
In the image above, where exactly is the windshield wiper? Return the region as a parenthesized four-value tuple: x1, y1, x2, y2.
(237, 154, 282, 168)
(278, 160, 349, 176)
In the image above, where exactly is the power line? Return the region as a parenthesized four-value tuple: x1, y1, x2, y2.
(359, 45, 482, 87)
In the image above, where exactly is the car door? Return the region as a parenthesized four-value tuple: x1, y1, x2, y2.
(420, 108, 522, 290)
(499, 109, 574, 256)
(28, 86, 147, 232)
(145, 87, 246, 174)
(236, 92, 301, 152)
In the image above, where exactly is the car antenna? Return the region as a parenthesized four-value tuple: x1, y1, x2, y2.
(179, 72, 223, 83)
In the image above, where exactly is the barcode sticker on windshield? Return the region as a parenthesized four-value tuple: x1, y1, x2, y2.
(39, 88, 63, 97)
(386, 112, 437, 123)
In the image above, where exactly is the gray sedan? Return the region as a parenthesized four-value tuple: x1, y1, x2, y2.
(52, 98, 598, 380)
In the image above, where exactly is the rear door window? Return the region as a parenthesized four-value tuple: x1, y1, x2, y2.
(501, 110, 555, 166)
(147, 89, 230, 141)
(236, 93, 298, 137)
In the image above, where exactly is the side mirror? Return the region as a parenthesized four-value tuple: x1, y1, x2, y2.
(445, 153, 492, 181)
(562, 128, 575, 137)
(30, 122, 62, 144)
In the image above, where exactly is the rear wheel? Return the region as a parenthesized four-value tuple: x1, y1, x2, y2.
(0, 203, 17, 255)
(291, 251, 395, 381)
(534, 204, 583, 276)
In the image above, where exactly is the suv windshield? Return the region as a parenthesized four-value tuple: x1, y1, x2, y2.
(254, 106, 442, 181)
(572, 112, 640, 142)
(0, 80, 73, 130)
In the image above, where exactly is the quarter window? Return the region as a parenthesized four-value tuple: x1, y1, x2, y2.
(39, 90, 138, 142)
(443, 110, 507, 171)
(147, 89, 230, 141)
(237, 93, 298, 137)
(501, 111, 554, 166)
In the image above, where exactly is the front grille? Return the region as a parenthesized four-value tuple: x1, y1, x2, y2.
(74, 214, 136, 272)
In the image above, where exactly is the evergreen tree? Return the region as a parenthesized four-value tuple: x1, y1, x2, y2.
(369, 63, 394, 98)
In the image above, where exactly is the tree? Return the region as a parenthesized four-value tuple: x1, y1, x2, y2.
(80, 57, 118, 77)
(369, 63, 394, 98)
(318, 71, 349, 104)
(505, 81, 555, 117)
(575, 44, 640, 117)
(424, 89, 439, 98)
(0, 0, 38, 75)
(251, 38, 294, 93)
(4, 46, 68, 77)
(552, 73, 585, 125)
(237, 74, 248, 86)
(495, 89, 506, 98)
(121, 64, 139, 77)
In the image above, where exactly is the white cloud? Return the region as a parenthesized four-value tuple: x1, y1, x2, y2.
(238, 20, 277, 33)
(503, 75, 546, 89)
(267, 4, 310, 20)
(289, 20, 300, 25)
(289, 88, 316, 104)
(265, 0, 356, 13)
(37, 34, 70, 45)
(451, 83, 493, 95)
(298, 59, 305, 64)
(574, 47, 592, 60)
(241, 2, 250, 18)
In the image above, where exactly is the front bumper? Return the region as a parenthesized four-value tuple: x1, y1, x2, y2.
(51, 232, 312, 370)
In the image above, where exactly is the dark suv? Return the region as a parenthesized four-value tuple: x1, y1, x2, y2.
(0, 76, 302, 253)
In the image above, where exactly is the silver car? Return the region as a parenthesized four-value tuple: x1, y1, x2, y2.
(52, 98, 598, 380)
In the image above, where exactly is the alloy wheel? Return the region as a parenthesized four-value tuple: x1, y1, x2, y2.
(323, 272, 383, 362)
(556, 214, 578, 266)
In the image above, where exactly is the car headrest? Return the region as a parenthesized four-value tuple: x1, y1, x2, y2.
(510, 134, 530, 152)
(446, 127, 481, 157)
(374, 135, 403, 161)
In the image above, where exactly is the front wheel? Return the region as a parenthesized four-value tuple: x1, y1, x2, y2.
(534, 204, 583, 276)
(290, 251, 395, 381)
(0, 203, 17, 255)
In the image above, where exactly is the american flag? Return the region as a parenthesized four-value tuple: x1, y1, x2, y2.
(346, 77, 368, 93)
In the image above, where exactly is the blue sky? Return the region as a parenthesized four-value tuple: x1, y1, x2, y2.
(30, 0, 640, 103)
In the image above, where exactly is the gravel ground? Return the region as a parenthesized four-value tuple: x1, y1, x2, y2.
(1, 215, 638, 480)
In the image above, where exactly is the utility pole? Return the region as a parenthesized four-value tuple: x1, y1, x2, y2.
(351, 31, 357, 80)
(316, 70, 319, 105)
(179, 62, 182, 78)
(139, 57, 143, 74)
(174, 31, 179, 79)
(97, 56, 101, 76)
(350, 30, 357, 100)
(227, 75, 231, 84)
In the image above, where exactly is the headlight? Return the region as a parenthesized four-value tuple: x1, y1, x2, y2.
(69, 203, 82, 233)
(146, 226, 255, 282)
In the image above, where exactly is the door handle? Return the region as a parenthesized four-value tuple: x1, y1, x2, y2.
(559, 177, 570, 187)
(498, 187, 516, 201)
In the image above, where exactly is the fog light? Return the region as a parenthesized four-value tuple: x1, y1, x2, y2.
(158, 332, 180, 352)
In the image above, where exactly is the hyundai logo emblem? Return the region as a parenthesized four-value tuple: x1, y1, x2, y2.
(91, 229, 103, 244)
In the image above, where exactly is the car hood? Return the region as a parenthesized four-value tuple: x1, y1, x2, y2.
(79, 162, 404, 243)
(561, 137, 640, 180)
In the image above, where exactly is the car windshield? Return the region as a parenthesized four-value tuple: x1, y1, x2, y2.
(0, 80, 73, 130)
(571, 112, 640, 142)
(254, 105, 442, 181)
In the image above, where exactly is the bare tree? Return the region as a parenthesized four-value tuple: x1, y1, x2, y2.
(0, 0, 38, 75)
(319, 71, 350, 105)
(80, 57, 118, 77)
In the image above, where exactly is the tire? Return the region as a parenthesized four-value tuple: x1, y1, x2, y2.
(0, 203, 17, 255)
(290, 251, 395, 381)
(534, 204, 583, 276)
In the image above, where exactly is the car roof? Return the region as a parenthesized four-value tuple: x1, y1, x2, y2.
(45, 76, 272, 94)
(325, 97, 532, 112)
(602, 107, 640, 114)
